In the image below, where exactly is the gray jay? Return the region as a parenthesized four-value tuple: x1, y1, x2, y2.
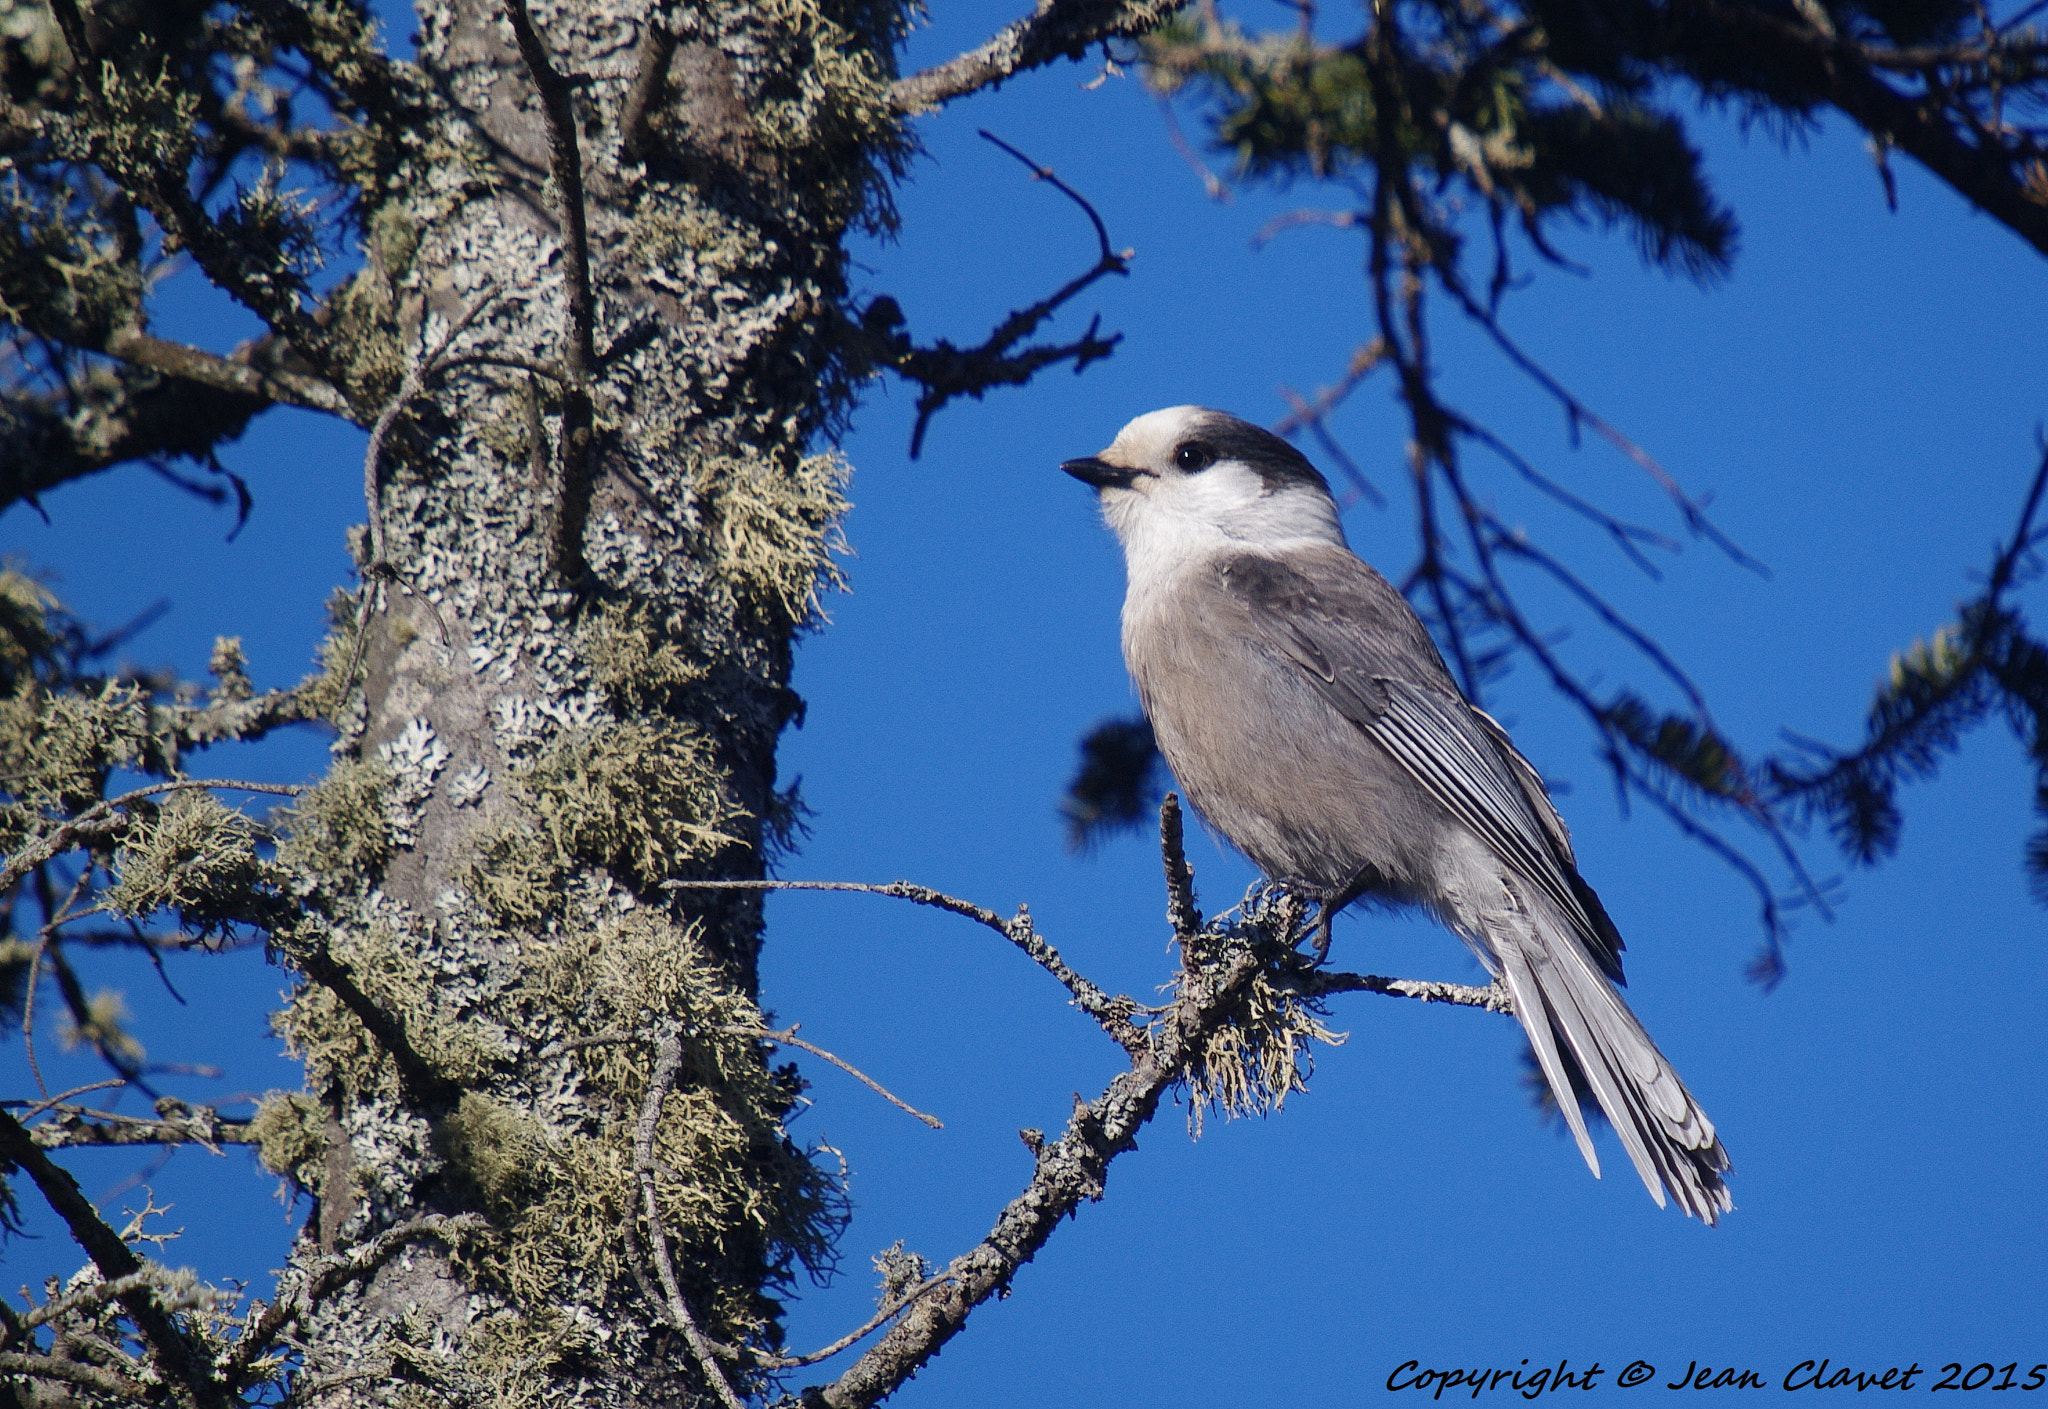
(1064, 405, 1732, 1223)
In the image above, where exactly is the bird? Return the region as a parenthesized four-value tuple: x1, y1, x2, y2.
(1062, 405, 1732, 1223)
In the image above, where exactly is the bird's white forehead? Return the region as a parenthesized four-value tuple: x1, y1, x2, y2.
(1102, 405, 1209, 467)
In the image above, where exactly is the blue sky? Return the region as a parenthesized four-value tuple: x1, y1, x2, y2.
(5, 1, 2045, 1401)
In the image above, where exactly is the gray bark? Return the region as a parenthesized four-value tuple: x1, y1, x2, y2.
(277, 0, 891, 1399)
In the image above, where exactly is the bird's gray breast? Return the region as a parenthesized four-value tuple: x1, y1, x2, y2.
(1121, 552, 1443, 895)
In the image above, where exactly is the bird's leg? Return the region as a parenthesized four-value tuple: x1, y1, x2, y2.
(1279, 864, 1383, 966)
(1310, 864, 1376, 962)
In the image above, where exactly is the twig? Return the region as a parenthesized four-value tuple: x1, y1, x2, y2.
(662, 879, 1149, 1054)
(22, 935, 47, 1099)
(1276, 383, 1387, 510)
(727, 1025, 943, 1129)
(880, 133, 1132, 458)
(360, 287, 506, 569)
(1434, 272, 1767, 577)
(756, 1270, 958, 1369)
(1295, 971, 1513, 1010)
(1251, 207, 1362, 247)
(809, 911, 1268, 1407)
(1159, 793, 1203, 938)
(1157, 94, 1231, 201)
(10, 1079, 123, 1119)
(633, 1032, 751, 1409)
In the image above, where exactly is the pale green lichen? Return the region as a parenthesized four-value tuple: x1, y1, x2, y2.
(274, 921, 499, 1098)
(691, 448, 850, 629)
(102, 790, 287, 937)
(249, 1090, 333, 1190)
(1176, 892, 1347, 1135)
(463, 718, 747, 926)
(279, 758, 394, 879)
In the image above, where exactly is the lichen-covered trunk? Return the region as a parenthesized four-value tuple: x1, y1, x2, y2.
(264, 1, 898, 1399)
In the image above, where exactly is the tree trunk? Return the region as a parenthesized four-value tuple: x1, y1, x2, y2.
(272, 0, 896, 1399)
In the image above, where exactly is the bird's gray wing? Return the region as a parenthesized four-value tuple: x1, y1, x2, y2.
(1219, 546, 1625, 979)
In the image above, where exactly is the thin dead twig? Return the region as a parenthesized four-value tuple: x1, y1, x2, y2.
(726, 1024, 943, 1129)
(663, 878, 1149, 1054)
(633, 1031, 751, 1409)
(881, 132, 1131, 459)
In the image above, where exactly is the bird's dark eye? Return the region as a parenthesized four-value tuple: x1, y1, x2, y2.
(1173, 442, 1216, 473)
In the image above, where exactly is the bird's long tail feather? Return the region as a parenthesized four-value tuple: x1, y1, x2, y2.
(1495, 908, 1733, 1224)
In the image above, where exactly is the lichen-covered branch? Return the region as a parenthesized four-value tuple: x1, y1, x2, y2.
(671, 806, 1503, 1407)
(0, 1109, 234, 1409)
(891, 0, 1191, 113)
(20, 1103, 256, 1151)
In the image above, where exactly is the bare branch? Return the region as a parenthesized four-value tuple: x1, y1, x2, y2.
(727, 1025, 944, 1129)
(102, 328, 349, 417)
(810, 938, 1265, 1408)
(756, 1271, 957, 1369)
(662, 879, 1150, 1054)
(633, 1032, 751, 1409)
(891, 0, 1191, 113)
(873, 133, 1131, 457)
(1297, 971, 1513, 1010)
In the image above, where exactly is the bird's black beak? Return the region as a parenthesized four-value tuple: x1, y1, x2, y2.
(1062, 456, 1137, 489)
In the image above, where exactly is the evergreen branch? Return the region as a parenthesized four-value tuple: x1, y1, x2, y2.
(43, 0, 337, 380)
(0, 1109, 234, 1409)
(1652, 0, 2048, 258)
(890, 0, 1191, 113)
